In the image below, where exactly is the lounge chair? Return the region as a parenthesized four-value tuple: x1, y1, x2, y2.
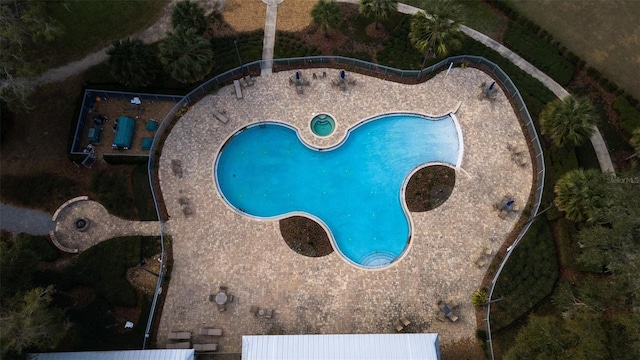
(199, 327, 223, 336)
(212, 108, 228, 124)
(166, 342, 191, 349)
(193, 343, 218, 352)
(171, 159, 183, 178)
(393, 320, 404, 332)
(233, 80, 243, 99)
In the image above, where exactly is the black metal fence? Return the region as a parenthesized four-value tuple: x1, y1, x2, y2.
(140, 56, 545, 356)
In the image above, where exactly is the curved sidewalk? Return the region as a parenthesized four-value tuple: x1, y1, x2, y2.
(349, 0, 615, 174)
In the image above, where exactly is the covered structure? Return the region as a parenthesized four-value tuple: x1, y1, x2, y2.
(31, 349, 194, 360)
(242, 334, 441, 360)
(112, 116, 136, 150)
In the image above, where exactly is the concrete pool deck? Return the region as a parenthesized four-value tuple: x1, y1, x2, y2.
(157, 67, 533, 352)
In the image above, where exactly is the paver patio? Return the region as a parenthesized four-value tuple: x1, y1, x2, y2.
(157, 67, 533, 352)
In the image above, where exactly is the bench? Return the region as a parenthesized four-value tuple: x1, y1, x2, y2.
(193, 343, 218, 352)
(212, 108, 228, 123)
(199, 327, 222, 336)
(166, 342, 191, 349)
(233, 80, 243, 99)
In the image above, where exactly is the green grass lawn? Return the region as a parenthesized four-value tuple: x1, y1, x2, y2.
(401, 0, 508, 40)
(507, 0, 640, 100)
(35, 0, 169, 68)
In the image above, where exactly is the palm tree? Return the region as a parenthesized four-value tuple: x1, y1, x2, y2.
(540, 96, 599, 148)
(158, 27, 214, 83)
(107, 38, 158, 88)
(359, 0, 398, 30)
(409, 0, 463, 70)
(554, 168, 603, 224)
(311, 0, 342, 38)
(171, 0, 208, 35)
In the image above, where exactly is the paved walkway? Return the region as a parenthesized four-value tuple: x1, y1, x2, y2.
(386, 1, 615, 174)
(0, 203, 55, 235)
(157, 67, 532, 352)
(260, 0, 283, 75)
(52, 199, 160, 252)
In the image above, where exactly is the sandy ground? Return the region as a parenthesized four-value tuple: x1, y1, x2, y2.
(222, 0, 314, 32)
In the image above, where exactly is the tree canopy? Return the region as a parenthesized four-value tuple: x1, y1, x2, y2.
(540, 96, 599, 148)
(171, 0, 208, 36)
(0, 1, 61, 111)
(158, 27, 214, 83)
(359, 0, 398, 30)
(0, 285, 70, 357)
(409, 0, 463, 69)
(553, 168, 605, 224)
(311, 0, 342, 38)
(107, 38, 158, 88)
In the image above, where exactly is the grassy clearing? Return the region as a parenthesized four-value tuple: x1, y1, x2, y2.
(507, 0, 640, 100)
(35, 0, 169, 68)
(0, 173, 78, 212)
(402, 0, 507, 39)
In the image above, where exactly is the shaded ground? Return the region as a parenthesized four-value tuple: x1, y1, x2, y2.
(279, 216, 333, 257)
(405, 165, 456, 212)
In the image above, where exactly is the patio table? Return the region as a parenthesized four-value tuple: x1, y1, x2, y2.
(215, 292, 228, 305)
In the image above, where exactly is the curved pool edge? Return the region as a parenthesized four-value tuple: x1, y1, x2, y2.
(213, 111, 463, 271)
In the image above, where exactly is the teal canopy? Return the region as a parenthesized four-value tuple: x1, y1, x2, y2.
(112, 116, 135, 149)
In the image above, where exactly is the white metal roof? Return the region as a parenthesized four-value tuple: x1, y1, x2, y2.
(31, 349, 195, 360)
(242, 334, 440, 360)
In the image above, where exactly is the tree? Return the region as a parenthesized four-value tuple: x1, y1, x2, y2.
(171, 0, 208, 35)
(0, 286, 70, 357)
(311, 0, 342, 38)
(107, 38, 158, 88)
(504, 314, 609, 360)
(359, 0, 398, 30)
(409, 0, 463, 70)
(0, 1, 62, 111)
(575, 170, 640, 280)
(158, 27, 214, 84)
(553, 168, 604, 224)
(540, 96, 599, 148)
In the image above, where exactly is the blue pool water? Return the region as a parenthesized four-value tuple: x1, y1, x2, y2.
(215, 113, 461, 268)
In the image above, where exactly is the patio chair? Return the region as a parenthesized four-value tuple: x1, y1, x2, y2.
(400, 316, 411, 327)
(208, 294, 215, 302)
(217, 303, 226, 312)
(265, 309, 273, 319)
(212, 108, 228, 124)
(227, 294, 234, 303)
(166, 342, 191, 349)
(393, 320, 404, 332)
(436, 312, 446, 322)
(219, 286, 228, 293)
(449, 315, 459, 322)
(250, 305, 259, 315)
(244, 75, 255, 86)
(448, 299, 458, 308)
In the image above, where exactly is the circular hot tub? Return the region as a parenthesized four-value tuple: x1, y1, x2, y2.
(310, 114, 335, 137)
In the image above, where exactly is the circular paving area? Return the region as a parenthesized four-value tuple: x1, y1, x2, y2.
(157, 68, 533, 352)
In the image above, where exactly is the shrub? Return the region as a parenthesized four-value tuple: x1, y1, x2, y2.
(472, 288, 489, 306)
(503, 24, 574, 86)
(17, 233, 59, 261)
(490, 217, 559, 330)
(131, 164, 157, 221)
(71, 236, 160, 307)
(613, 96, 640, 136)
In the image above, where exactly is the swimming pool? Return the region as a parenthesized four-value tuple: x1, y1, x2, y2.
(214, 113, 462, 269)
